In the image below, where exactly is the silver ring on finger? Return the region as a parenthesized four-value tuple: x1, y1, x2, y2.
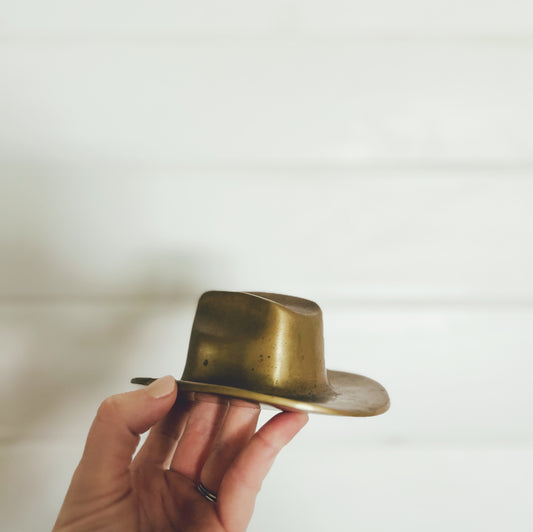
(197, 482, 217, 503)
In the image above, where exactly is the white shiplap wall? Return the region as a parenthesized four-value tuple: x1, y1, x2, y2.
(1, 2, 532, 531)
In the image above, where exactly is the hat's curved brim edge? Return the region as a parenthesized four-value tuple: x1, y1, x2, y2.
(132, 370, 390, 417)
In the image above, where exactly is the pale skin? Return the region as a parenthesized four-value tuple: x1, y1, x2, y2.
(52, 375, 308, 532)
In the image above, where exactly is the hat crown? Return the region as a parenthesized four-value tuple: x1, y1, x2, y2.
(181, 291, 333, 401)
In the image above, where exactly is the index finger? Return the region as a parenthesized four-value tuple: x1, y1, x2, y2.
(132, 390, 197, 470)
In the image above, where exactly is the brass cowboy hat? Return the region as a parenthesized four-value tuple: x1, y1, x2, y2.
(132, 291, 390, 417)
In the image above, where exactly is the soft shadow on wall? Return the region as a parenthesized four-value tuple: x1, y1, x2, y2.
(0, 166, 225, 484)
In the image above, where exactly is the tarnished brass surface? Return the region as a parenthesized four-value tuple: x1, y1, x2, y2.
(132, 291, 390, 417)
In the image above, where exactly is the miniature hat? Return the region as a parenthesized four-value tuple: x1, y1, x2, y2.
(132, 291, 390, 417)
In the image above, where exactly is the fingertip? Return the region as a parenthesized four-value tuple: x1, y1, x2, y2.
(256, 410, 309, 449)
(277, 410, 309, 427)
(146, 375, 177, 399)
(284, 410, 309, 435)
(295, 411, 309, 425)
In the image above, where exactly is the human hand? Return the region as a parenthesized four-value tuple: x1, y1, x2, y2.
(52, 376, 308, 532)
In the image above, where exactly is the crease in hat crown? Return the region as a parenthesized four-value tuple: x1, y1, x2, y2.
(181, 291, 336, 402)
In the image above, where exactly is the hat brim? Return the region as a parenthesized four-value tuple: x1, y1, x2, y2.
(132, 370, 389, 417)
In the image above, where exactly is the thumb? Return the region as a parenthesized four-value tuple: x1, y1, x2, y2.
(77, 375, 177, 484)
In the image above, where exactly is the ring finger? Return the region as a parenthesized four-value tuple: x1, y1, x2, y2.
(199, 398, 260, 493)
(169, 392, 229, 480)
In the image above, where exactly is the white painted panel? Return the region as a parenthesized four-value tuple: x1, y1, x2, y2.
(1, 41, 532, 165)
(1, 0, 533, 35)
(1, 442, 532, 532)
(1, 302, 532, 444)
(255, 445, 533, 532)
(319, 303, 533, 445)
(0, 174, 532, 299)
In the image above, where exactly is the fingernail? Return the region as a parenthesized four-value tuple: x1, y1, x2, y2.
(147, 375, 176, 399)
